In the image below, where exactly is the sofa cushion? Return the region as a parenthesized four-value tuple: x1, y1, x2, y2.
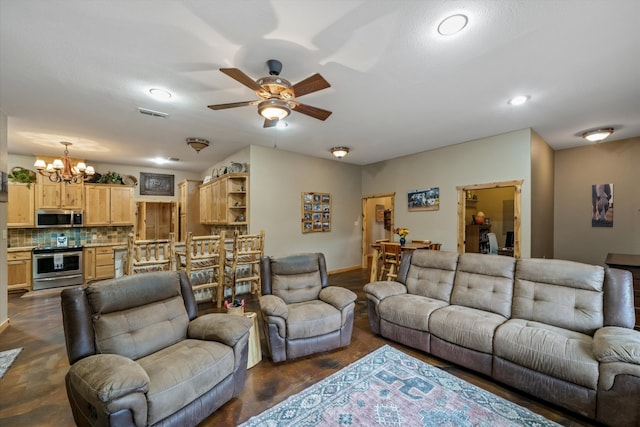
(513, 258, 604, 335)
(378, 294, 448, 332)
(451, 253, 515, 318)
(270, 254, 323, 304)
(286, 300, 341, 340)
(429, 305, 508, 354)
(138, 339, 234, 425)
(405, 250, 458, 302)
(494, 319, 599, 389)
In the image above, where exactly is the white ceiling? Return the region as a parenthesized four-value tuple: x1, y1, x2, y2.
(1, 1, 639, 172)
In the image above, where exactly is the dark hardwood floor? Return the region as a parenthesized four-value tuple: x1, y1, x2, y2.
(0, 269, 598, 426)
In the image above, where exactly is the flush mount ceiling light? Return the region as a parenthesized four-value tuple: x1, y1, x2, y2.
(582, 128, 614, 142)
(34, 141, 95, 183)
(508, 95, 530, 106)
(330, 147, 350, 158)
(149, 88, 172, 100)
(186, 137, 210, 154)
(438, 14, 468, 36)
(258, 98, 291, 120)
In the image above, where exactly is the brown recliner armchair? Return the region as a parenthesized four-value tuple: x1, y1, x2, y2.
(60, 270, 252, 427)
(259, 253, 357, 362)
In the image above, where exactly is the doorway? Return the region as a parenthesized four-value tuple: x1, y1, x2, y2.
(456, 181, 522, 258)
(362, 193, 395, 268)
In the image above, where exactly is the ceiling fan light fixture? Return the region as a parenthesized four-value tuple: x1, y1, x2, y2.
(258, 99, 290, 120)
(186, 137, 210, 153)
(331, 147, 349, 158)
(582, 128, 614, 142)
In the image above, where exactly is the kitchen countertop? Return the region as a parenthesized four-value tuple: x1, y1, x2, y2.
(8, 246, 36, 252)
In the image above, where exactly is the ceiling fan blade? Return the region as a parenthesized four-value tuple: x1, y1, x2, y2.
(292, 73, 331, 97)
(208, 101, 256, 110)
(291, 102, 332, 121)
(220, 68, 264, 92)
(263, 119, 279, 128)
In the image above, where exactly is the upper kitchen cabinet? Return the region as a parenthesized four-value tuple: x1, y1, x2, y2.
(8, 182, 35, 228)
(35, 181, 83, 209)
(199, 173, 248, 225)
(84, 184, 135, 226)
(136, 201, 177, 240)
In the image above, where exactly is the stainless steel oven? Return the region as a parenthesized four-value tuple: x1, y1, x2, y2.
(32, 246, 83, 290)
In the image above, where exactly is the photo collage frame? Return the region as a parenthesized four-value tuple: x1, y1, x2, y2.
(301, 192, 331, 233)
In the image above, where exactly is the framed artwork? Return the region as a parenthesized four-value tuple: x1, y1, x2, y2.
(408, 187, 439, 211)
(140, 172, 175, 196)
(302, 192, 331, 233)
(375, 204, 385, 222)
(592, 183, 613, 227)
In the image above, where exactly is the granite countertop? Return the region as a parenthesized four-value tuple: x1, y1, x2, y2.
(83, 242, 127, 250)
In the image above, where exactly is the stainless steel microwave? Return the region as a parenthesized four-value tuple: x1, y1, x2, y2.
(36, 209, 83, 228)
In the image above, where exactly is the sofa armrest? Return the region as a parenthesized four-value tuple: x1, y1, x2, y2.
(319, 286, 357, 310)
(594, 326, 640, 364)
(363, 280, 407, 303)
(259, 294, 288, 319)
(188, 313, 252, 347)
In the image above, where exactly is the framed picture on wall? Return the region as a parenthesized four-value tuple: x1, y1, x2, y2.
(592, 183, 613, 227)
(408, 187, 439, 211)
(140, 172, 175, 196)
(301, 192, 331, 233)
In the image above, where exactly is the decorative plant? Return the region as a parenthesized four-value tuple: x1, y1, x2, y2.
(97, 171, 122, 184)
(8, 167, 37, 187)
(394, 227, 409, 238)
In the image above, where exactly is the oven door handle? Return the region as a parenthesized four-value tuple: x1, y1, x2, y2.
(33, 274, 83, 281)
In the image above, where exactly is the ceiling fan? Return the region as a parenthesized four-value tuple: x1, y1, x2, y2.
(208, 59, 332, 128)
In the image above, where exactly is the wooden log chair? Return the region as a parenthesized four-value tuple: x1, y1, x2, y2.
(175, 231, 226, 307)
(126, 233, 175, 275)
(223, 230, 265, 304)
(380, 242, 402, 281)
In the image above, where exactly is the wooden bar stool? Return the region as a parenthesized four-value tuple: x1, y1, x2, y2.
(380, 242, 402, 281)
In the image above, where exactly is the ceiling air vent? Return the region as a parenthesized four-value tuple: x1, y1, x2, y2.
(138, 107, 169, 118)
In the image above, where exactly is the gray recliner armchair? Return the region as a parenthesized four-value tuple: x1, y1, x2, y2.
(60, 270, 252, 427)
(259, 253, 357, 362)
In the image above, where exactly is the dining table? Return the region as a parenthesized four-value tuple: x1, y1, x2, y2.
(369, 242, 431, 282)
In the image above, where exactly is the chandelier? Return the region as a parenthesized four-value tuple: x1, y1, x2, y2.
(34, 141, 95, 184)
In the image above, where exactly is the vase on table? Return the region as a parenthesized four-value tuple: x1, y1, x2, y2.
(399, 237, 406, 246)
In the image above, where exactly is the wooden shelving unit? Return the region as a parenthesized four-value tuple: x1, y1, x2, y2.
(465, 224, 491, 254)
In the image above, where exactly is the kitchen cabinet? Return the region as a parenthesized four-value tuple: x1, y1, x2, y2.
(465, 224, 491, 254)
(199, 173, 248, 225)
(8, 250, 32, 292)
(84, 184, 135, 226)
(136, 201, 177, 240)
(84, 246, 114, 283)
(8, 183, 35, 228)
(178, 179, 208, 241)
(35, 181, 83, 209)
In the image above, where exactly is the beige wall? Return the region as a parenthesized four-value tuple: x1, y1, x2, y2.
(249, 145, 363, 271)
(531, 130, 554, 258)
(1, 112, 8, 330)
(554, 137, 640, 265)
(362, 129, 533, 257)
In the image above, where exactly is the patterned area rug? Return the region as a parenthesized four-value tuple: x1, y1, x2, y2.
(0, 348, 22, 380)
(241, 345, 559, 426)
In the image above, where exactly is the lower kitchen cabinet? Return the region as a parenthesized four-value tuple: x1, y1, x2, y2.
(84, 246, 114, 283)
(8, 251, 32, 292)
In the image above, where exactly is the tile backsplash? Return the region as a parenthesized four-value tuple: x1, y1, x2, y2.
(8, 226, 134, 248)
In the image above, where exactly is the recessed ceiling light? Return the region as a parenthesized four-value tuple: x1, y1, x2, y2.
(582, 128, 614, 142)
(438, 14, 468, 36)
(149, 88, 172, 100)
(508, 95, 530, 106)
